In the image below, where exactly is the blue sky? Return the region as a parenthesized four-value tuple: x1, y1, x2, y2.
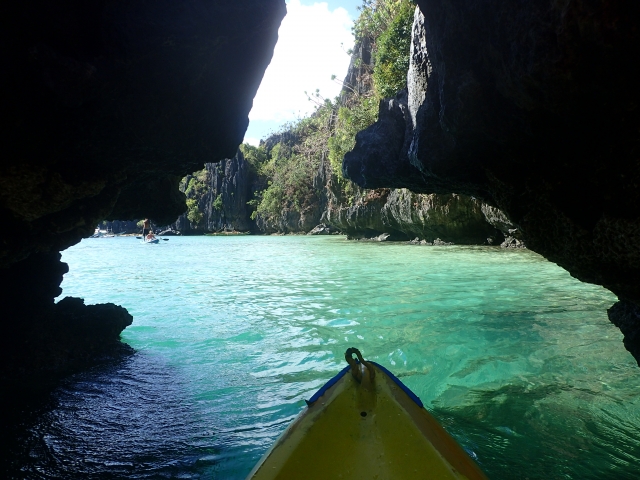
(244, 1, 363, 145)
(324, 0, 362, 16)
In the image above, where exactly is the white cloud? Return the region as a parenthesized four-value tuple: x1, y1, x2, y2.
(244, 137, 261, 147)
(248, 0, 354, 123)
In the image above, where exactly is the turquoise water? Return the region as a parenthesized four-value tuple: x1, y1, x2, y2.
(24, 236, 640, 478)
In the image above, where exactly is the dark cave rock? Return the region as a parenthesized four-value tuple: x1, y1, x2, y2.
(1, 254, 133, 388)
(343, 2, 640, 361)
(16, 297, 135, 387)
(0, 0, 285, 381)
(2, 0, 285, 267)
(3, 252, 69, 314)
(608, 301, 640, 367)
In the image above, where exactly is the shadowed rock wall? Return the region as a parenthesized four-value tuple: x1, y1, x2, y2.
(344, 2, 640, 362)
(0, 0, 286, 381)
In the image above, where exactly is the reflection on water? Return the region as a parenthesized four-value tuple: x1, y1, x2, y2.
(434, 384, 640, 479)
(3, 236, 639, 479)
(4, 353, 219, 479)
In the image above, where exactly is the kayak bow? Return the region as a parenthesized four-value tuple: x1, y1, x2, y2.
(247, 348, 488, 480)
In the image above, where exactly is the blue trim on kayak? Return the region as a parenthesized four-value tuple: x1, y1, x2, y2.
(305, 361, 424, 409)
(306, 365, 351, 406)
(370, 361, 424, 408)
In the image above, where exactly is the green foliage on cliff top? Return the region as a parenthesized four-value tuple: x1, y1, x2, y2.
(373, 0, 415, 98)
(354, 0, 415, 99)
(253, 107, 333, 223)
(326, 0, 414, 179)
(249, 0, 415, 223)
(240, 143, 268, 175)
(178, 0, 416, 231)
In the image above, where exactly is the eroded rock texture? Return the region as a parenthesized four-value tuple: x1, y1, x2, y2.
(321, 177, 510, 244)
(176, 151, 254, 234)
(344, 2, 640, 362)
(0, 0, 285, 380)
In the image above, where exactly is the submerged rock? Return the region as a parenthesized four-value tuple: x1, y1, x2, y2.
(348, 232, 391, 242)
(158, 229, 181, 236)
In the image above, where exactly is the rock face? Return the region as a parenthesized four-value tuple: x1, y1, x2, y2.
(240, 17, 516, 244)
(0, 0, 286, 381)
(1, 252, 133, 386)
(344, 3, 640, 362)
(256, 207, 323, 234)
(176, 151, 254, 234)
(319, 144, 512, 243)
(193, 142, 514, 243)
(323, 184, 507, 243)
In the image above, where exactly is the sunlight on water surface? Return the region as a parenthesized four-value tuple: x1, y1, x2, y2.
(14, 236, 640, 479)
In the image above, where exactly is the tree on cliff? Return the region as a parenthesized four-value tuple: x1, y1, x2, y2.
(248, 0, 417, 226)
(178, 0, 418, 234)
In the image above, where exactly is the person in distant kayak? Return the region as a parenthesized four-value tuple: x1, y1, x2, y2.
(146, 231, 156, 241)
(142, 218, 151, 237)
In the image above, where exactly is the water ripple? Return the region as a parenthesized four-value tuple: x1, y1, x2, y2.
(4, 236, 637, 479)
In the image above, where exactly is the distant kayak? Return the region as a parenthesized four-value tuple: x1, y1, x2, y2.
(247, 348, 488, 480)
(141, 238, 159, 244)
(137, 236, 168, 242)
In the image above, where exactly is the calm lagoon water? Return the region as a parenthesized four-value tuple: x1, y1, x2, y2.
(15, 236, 640, 478)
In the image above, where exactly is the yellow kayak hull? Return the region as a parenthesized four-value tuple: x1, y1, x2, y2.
(247, 361, 488, 480)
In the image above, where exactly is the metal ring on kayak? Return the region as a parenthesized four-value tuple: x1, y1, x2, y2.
(345, 347, 375, 383)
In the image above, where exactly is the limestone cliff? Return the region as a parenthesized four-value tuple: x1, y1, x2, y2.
(344, 3, 640, 363)
(318, 154, 510, 243)
(176, 151, 254, 234)
(194, 132, 514, 243)
(235, 5, 517, 244)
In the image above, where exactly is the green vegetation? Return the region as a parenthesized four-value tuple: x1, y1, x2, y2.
(186, 198, 204, 225)
(250, 0, 415, 223)
(179, 0, 416, 229)
(184, 170, 209, 197)
(253, 109, 333, 223)
(240, 143, 268, 175)
(372, 1, 415, 98)
(212, 193, 223, 211)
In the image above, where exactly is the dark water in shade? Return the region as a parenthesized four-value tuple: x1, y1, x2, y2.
(4, 236, 640, 479)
